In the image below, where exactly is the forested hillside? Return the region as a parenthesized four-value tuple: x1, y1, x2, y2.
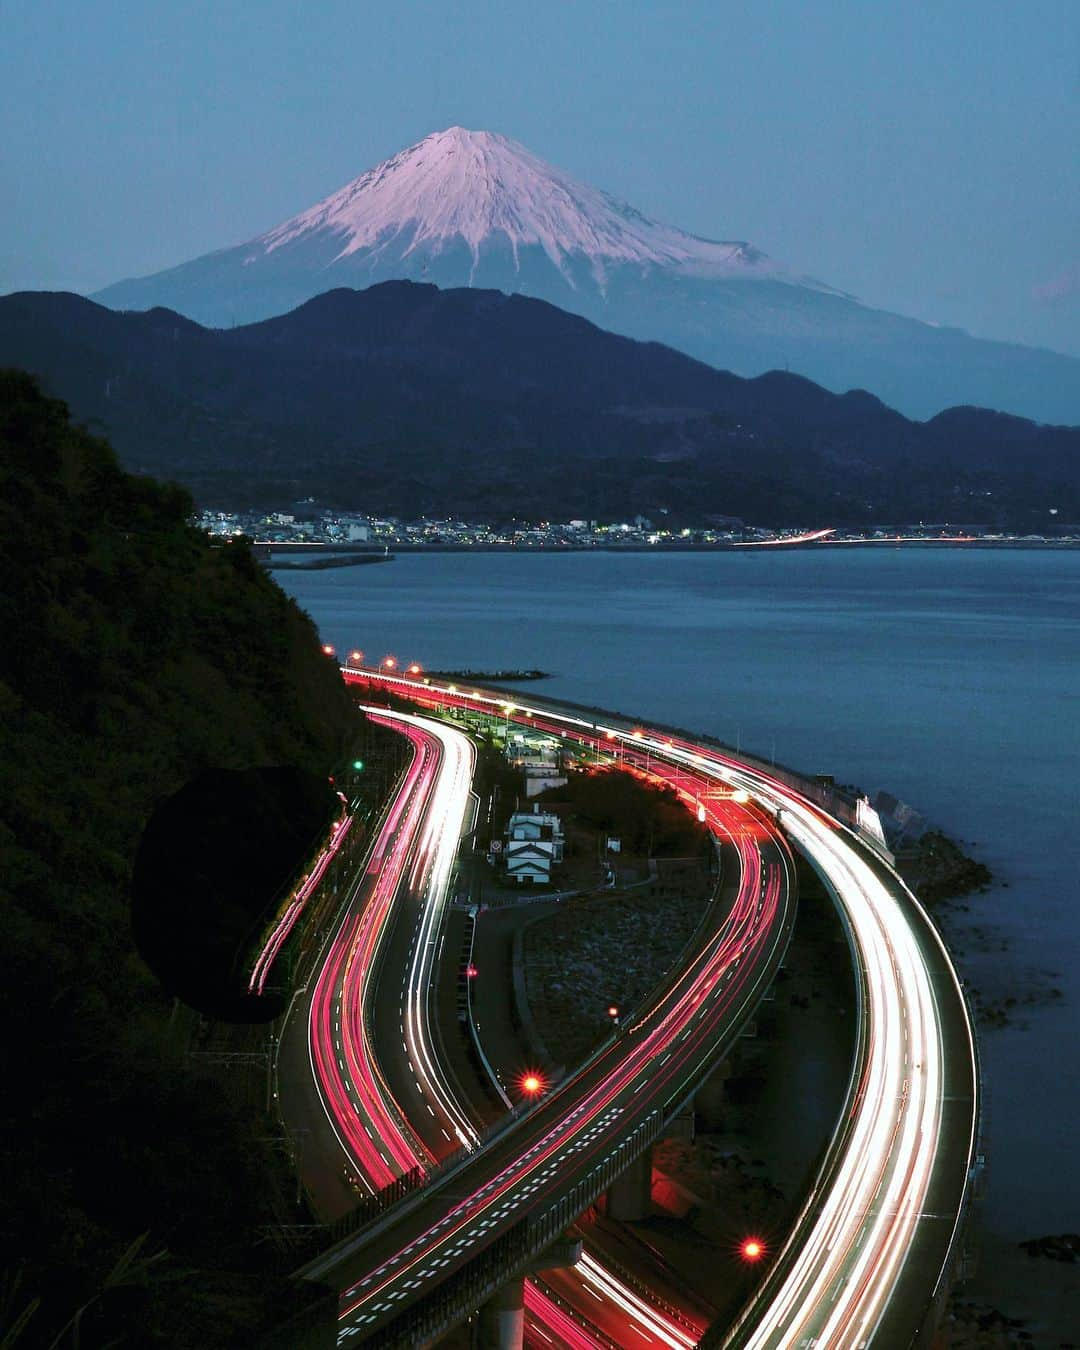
(2, 286, 1076, 528)
(0, 371, 356, 1346)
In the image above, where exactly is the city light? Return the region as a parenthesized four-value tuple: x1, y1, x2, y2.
(520, 1072, 544, 1096)
(322, 644, 336, 656)
(383, 656, 396, 670)
(741, 1238, 764, 1262)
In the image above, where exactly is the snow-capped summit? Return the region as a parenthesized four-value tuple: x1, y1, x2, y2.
(91, 127, 1080, 422)
(256, 126, 773, 286)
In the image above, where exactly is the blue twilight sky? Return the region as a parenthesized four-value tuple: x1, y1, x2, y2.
(2, 0, 1078, 356)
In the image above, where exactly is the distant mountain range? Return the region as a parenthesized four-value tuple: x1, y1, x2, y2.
(2, 282, 1075, 528)
(90, 127, 1080, 424)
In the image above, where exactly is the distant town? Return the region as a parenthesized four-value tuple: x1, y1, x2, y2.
(197, 506, 1080, 551)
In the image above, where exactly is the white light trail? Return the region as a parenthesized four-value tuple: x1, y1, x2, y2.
(576, 1253, 698, 1348)
(342, 671, 976, 1345)
(623, 729, 967, 1349)
(362, 707, 482, 1152)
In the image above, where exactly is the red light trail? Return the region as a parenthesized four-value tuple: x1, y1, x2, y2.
(248, 801, 353, 996)
(331, 665, 977, 1348)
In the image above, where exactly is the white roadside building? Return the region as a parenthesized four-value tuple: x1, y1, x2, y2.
(504, 807, 565, 885)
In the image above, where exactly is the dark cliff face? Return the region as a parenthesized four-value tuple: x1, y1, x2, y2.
(0, 284, 1076, 528)
(0, 371, 355, 1346)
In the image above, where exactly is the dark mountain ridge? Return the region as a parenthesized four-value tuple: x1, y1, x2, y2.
(1, 281, 1075, 527)
(89, 126, 1080, 425)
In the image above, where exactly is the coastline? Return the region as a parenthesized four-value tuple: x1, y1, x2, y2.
(261, 538, 1080, 555)
(273, 547, 1080, 1341)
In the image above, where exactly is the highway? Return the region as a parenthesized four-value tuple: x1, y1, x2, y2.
(609, 732, 979, 1350)
(295, 696, 794, 1343)
(335, 668, 978, 1348)
(276, 714, 436, 1212)
(371, 712, 720, 1347)
(362, 714, 730, 1349)
(280, 703, 733, 1348)
(318, 707, 483, 1167)
(280, 705, 488, 1197)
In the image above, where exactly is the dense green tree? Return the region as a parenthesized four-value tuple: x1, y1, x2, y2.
(538, 768, 709, 857)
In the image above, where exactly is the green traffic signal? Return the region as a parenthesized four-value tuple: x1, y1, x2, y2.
(352, 760, 365, 771)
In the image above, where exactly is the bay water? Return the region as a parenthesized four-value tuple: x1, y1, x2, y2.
(276, 547, 1080, 1309)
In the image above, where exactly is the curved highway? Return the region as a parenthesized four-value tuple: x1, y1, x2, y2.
(336, 667, 978, 1348)
(281, 705, 730, 1348)
(277, 715, 438, 1208)
(365, 715, 739, 1350)
(296, 695, 794, 1344)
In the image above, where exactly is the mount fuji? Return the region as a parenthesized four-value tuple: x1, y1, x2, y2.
(92, 127, 1079, 423)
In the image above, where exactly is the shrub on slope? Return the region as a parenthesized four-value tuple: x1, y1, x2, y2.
(0, 371, 355, 1346)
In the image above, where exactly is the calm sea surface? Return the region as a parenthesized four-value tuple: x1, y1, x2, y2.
(276, 548, 1080, 1254)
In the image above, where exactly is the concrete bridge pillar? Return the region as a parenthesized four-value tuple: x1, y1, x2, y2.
(606, 1145, 652, 1221)
(694, 1057, 733, 1130)
(474, 1278, 525, 1349)
(473, 1237, 582, 1349)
